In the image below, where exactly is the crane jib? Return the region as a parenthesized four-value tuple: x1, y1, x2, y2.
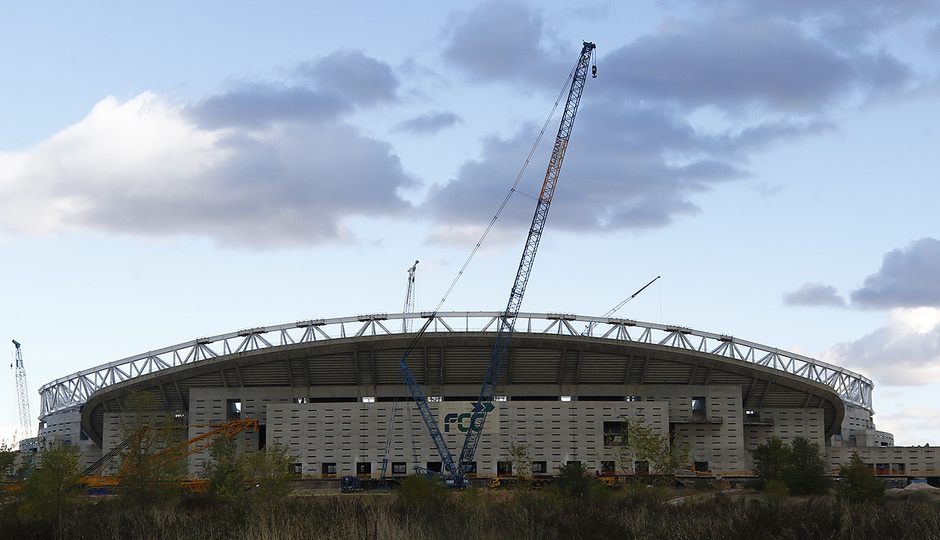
(455, 41, 596, 482)
(391, 41, 595, 485)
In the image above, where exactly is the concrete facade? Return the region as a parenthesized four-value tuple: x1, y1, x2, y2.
(34, 328, 933, 482)
(828, 446, 940, 477)
(85, 383, 838, 477)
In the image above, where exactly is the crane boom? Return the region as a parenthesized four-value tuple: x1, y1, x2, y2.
(402, 260, 419, 332)
(583, 275, 661, 335)
(12, 340, 32, 440)
(399, 316, 460, 477)
(456, 42, 596, 482)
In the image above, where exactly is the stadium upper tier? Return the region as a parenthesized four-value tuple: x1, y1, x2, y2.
(38, 311, 874, 418)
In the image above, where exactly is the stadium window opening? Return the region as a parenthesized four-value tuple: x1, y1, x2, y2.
(691, 396, 706, 418)
(226, 399, 242, 420)
(603, 421, 627, 446)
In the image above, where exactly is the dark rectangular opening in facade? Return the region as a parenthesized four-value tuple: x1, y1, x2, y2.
(426, 462, 442, 473)
(531, 461, 547, 474)
(497, 461, 512, 476)
(603, 421, 626, 447)
(226, 399, 242, 420)
(392, 462, 407, 475)
(691, 396, 706, 418)
(356, 462, 372, 475)
(322, 462, 337, 476)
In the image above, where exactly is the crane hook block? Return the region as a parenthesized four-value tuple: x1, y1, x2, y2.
(592, 65, 597, 78)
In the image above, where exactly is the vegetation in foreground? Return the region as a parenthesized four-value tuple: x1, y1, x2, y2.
(0, 479, 938, 540)
(0, 433, 934, 539)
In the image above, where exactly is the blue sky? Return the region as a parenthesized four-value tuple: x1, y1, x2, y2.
(2, 1, 939, 446)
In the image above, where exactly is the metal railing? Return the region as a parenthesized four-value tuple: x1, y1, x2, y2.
(38, 311, 873, 417)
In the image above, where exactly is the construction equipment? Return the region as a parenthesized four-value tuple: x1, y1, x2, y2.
(582, 275, 661, 336)
(396, 42, 596, 485)
(11, 340, 32, 440)
(379, 260, 419, 481)
(82, 418, 258, 487)
(454, 41, 596, 485)
(402, 260, 419, 332)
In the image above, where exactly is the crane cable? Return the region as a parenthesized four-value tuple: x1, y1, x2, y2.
(395, 56, 582, 361)
(429, 58, 581, 315)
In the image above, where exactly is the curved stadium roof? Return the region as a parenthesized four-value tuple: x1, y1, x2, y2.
(34, 312, 872, 443)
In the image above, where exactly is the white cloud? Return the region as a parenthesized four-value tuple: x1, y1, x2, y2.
(873, 403, 940, 446)
(823, 308, 940, 386)
(0, 93, 413, 247)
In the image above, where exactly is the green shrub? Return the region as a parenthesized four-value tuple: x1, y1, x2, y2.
(837, 452, 885, 504)
(397, 474, 446, 507)
(754, 436, 828, 496)
(17, 443, 82, 535)
(764, 479, 789, 498)
(753, 436, 789, 482)
(552, 461, 599, 499)
(784, 437, 829, 495)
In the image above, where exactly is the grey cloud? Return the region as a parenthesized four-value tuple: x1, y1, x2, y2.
(708, 0, 938, 45)
(189, 51, 398, 130)
(443, 0, 566, 88)
(602, 19, 909, 113)
(851, 238, 940, 308)
(422, 103, 777, 233)
(783, 283, 846, 307)
(296, 50, 398, 106)
(443, 3, 913, 115)
(188, 84, 348, 129)
(928, 23, 940, 49)
(65, 123, 413, 247)
(426, 1, 910, 239)
(394, 111, 462, 134)
(827, 322, 940, 386)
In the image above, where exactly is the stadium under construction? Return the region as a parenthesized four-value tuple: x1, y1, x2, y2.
(33, 311, 938, 484)
(21, 41, 940, 487)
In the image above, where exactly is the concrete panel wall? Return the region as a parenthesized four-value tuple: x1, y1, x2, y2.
(644, 385, 745, 472)
(38, 409, 100, 470)
(266, 400, 671, 478)
(829, 446, 939, 477)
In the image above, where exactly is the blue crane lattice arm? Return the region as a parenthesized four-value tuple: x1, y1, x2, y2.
(395, 42, 595, 484)
(456, 41, 596, 482)
(398, 317, 460, 477)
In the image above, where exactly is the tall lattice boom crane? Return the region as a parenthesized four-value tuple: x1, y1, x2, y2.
(11, 339, 32, 440)
(402, 260, 419, 332)
(395, 42, 596, 485)
(456, 42, 596, 483)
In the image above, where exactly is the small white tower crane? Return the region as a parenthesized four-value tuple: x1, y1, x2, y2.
(402, 260, 419, 332)
(12, 339, 33, 440)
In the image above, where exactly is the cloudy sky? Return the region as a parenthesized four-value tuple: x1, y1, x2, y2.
(2, 1, 939, 446)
